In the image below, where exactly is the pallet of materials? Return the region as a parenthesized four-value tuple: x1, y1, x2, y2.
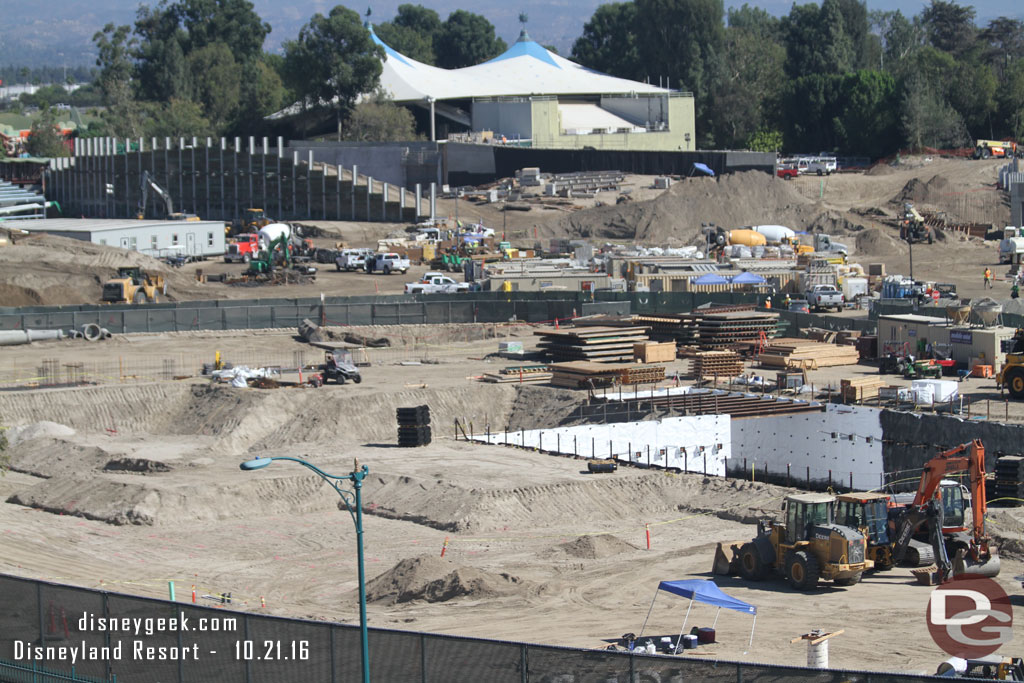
(481, 365, 553, 383)
(633, 341, 677, 363)
(840, 376, 887, 402)
(549, 361, 665, 389)
(535, 326, 649, 363)
(690, 351, 744, 379)
(759, 338, 861, 369)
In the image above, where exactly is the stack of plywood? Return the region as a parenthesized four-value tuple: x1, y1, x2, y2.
(633, 341, 677, 363)
(759, 338, 861, 369)
(535, 326, 649, 363)
(550, 361, 665, 389)
(633, 314, 701, 346)
(690, 351, 744, 379)
(840, 376, 887, 403)
(481, 365, 553, 384)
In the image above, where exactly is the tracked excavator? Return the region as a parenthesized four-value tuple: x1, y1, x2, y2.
(892, 439, 1000, 584)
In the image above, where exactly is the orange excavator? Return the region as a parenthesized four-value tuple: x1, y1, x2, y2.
(892, 439, 999, 584)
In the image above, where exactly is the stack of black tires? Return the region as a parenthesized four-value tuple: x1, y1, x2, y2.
(993, 455, 1024, 505)
(397, 405, 431, 447)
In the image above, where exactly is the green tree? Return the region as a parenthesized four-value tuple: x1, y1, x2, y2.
(174, 0, 270, 61)
(434, 10, 507, 69)
(282, 5, 383, 138)
(782, 0, 858, 78)
(186, 43, 240, 130)
(901, 73, 968, 149)
(997, 59, 1024, 139)
(921, 0, 976, 55)
(26, 107, 70, 157)
(146, 97, 214, 137)
(870, 10, 923, 71)
(375, 4, 442, 64)
(93, 23, 144, 137)
(134, 3, 190, 101)
(835, 70, 900, 157)
(746, 129, 783, 152)
(232, 57, 288, 133)
(571, 3, 642, 79)
(344, 90, 418, 141)
(980, 18, 1024, 82)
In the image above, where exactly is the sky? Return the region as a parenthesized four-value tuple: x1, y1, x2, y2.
(5, 0, 1022, 67)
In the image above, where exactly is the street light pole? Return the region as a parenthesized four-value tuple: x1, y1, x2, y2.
(240, 456, 370, 683)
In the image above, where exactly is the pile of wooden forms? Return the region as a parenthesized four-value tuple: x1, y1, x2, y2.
(840, 376, 887, 403)
(759, 338, 861, 369)
(481, 365, 552, 384)
(535, 326, 649, 362)
(550, 361, 666, 389)
(690, 351, 745, 379)
(633, 306, 777, 350)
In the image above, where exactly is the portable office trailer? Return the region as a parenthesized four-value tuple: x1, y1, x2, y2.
(18, 218, 226, 257)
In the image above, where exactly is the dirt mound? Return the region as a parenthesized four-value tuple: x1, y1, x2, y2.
(551, 171, 823, 245)
(866, 164, 896, 176)
(366, 555, 525, 604)
(554, 534, 638, 559)
(7, 421, 76, 445)
(8, 437, 112, 478)
(0, 233, 207, 305)
(855, 228, 908, 256)
(506, 385, 586, 431)
(891, 175, 953, 208)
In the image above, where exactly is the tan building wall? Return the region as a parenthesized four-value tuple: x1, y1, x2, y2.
(529, 95, 695, 152)
(877, 315, 1015, 370)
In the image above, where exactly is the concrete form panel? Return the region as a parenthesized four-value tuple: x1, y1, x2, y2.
(473, 415, 731, 474)
(731, 404, 883, 489)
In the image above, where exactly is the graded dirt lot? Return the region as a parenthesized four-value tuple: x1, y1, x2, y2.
(3, 328, 1024, 676)
(2, 155, 1023, 676)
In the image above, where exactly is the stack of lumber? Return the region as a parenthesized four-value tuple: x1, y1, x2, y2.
(481, 365, 552, 384)
(690, 351, 744, 379)
(633, 314, 701, 346)
(633, 305, 770, 349)
(759, 338, 861, 369)
(535, 326, 649, 363)
(840, 376, 887, 402)
(633, 341, 677, 363)
(698, 312, 779, 349)
(549, 361, 665, 389)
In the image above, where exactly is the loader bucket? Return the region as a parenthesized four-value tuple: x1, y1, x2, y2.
(953, 551, 1001, 579)
(712, 541, 745, 576)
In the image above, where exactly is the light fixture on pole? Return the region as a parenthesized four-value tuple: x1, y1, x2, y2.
(240, 456, 370, 683)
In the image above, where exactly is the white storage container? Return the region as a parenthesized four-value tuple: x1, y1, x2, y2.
(912, 379, 958, 403)
(842, 277, 868, 301)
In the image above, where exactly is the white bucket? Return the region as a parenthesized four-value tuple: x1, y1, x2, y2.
(807, 639, 828, 668)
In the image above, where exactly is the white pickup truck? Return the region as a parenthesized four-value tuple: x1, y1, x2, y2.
(805, 284, 845, 312)
(405, 276, 471, 294)
(373, 253, 410, 275)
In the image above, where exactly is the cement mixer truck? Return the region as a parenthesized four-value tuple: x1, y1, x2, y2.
(712, 228, 767, 249)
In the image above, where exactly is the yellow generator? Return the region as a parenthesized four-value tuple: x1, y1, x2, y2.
(102, 267, 166, 304)
(715, 493, 872, 590)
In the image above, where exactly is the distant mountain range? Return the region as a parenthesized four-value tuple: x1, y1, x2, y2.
(4, 0, 1020, 70)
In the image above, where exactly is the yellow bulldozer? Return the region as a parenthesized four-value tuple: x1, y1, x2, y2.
(713, 492, 873, 590)
(102, 267, 166, 304)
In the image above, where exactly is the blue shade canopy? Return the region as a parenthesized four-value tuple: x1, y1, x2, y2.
(692, 162, 715, 176)
(731, 271, 766, 285)
(657, 580, 756, 615)
(692, 273, 729, 285)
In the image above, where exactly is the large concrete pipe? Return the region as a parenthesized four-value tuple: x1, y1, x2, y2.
(0, 329, 65, 346)
(81, 323, 102, 341)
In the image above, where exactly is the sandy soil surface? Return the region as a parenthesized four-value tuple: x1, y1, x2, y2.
(3, 328, 1024, 676)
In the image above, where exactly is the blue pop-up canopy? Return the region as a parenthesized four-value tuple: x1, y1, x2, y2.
(638, 579, 757, 653)
(730, 271, 766, 285)
(692, 273, 729, 285)
(692, 162, 715, 177)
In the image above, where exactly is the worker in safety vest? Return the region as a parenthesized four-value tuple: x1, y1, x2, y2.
(984, 268, 993, 289)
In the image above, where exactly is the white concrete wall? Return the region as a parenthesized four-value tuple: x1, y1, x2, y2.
(473, 415, 731, 475)
(730, 404, 884, 489)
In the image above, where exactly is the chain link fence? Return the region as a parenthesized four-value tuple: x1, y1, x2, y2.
(0, 575, 943, 683)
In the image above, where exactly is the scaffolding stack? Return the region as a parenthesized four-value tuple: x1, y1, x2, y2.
(397, 405, 431, 447)
(689, 351, 745, 380)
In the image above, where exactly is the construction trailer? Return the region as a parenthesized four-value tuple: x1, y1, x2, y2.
(876, 314, 1015, 372)
(17, 217, 226, 258)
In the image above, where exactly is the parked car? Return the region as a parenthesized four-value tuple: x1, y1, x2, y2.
(776, 166, 799, 180)
(335, 248, 374, 271)
(788, 299, 810, 314)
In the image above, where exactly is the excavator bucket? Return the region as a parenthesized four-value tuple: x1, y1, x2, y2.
(712, 541, 746, 576)
(953, 549, 1001, 579)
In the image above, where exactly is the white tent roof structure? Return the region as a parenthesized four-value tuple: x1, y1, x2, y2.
(372, 28, 668, 103)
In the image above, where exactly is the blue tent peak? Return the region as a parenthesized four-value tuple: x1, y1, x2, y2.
(485, 35, 561, 69)
(657, 579, 756, 615)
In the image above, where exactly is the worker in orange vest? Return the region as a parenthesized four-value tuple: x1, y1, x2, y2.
(984, 267, 993, 289)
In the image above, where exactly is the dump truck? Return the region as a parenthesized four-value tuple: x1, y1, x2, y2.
(714, 492, 872, 590)
(102, 267, 167, 304)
